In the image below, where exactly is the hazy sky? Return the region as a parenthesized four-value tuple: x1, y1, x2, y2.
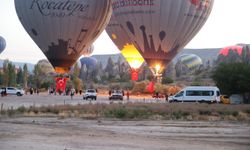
(0, 0, 249, 64)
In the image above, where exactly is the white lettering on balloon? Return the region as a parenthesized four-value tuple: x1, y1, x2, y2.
(112, 0, 154, 10)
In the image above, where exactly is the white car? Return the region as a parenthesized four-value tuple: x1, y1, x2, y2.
(83, 89, 97, 100)
(0, 87, 25, 96)
(109, 90, 123, 100)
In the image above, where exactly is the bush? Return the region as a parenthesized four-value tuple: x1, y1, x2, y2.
(105, 108, 128, 119)
(199, 110, 212, 115)
(162, 77, 174, 84)
(17, 106, 26, 113)
(131, 81, 148, 94)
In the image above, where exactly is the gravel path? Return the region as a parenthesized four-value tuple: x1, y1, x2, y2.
(0, 117, 249, 150)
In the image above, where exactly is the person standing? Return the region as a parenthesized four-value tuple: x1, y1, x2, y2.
(165, 94, 168, 102)
(126, 90, 130, 100)
(70, 88, 75, 100)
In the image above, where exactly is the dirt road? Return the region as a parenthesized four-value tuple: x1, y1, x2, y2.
(0, 117, 249, 150)
(0, 93, 162, 109)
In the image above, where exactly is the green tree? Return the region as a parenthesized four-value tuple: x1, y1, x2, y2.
(23, 64, 28, 89)
(16, 67, 23, 86)
(72, 63, 83, 90)
(212, 63, 250, 103)
(2, 60, 9, 86)
(7, 62, 16, 86)
(162, 77, 174, 84)
(0, 72, 3, 85)
(33, 64, 42, 88)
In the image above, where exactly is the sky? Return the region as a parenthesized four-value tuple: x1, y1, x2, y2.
(0, 0, 249, 64)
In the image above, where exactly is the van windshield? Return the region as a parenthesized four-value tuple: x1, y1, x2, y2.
(175, 91, 184, 97)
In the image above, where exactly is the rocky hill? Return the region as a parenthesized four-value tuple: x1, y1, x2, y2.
(0, 48, 222, 72)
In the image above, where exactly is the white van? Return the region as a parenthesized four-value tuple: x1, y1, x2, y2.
(169, 86, 220, 103)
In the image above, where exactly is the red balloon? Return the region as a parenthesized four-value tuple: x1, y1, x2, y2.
(219, 46, 243, 56)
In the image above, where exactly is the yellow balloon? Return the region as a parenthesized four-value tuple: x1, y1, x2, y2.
(121, 44, 144, 69)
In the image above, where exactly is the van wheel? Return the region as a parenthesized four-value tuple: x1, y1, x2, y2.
(199, 100, 205, 103)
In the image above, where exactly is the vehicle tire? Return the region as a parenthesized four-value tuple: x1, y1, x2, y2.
(94, 97, 97, 100)
(17, 92, 21, 96)
(199, 100, 206, 103)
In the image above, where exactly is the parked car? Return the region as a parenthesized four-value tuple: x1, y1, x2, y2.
(109, 90, 123, 100)
(83, 89, 97, 100)
(0, 87, 25, 96)
(220, 95, 230, 104)
(230, 94, 243, 104)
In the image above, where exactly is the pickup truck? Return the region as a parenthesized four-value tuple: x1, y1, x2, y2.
(0, 87, 25, 96)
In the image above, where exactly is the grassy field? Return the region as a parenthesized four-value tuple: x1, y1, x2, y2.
(1, 103, 250, 121)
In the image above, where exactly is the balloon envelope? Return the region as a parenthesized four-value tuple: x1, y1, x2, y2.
(15, 0, 112, 73)
(175, 54, 202, 76)
(106, 14, 144, 69)
(121, 44, 144, 69)
(219, 46, 243, 56)
(216, 45, 250, 64)
(37, 59, 55, 74)
(177, 54, 203, 69)
(112, 0, 214, 75)
(80, 57, 97, 69)
(106, 14, 132, 50)
(0, 36, 6, 53)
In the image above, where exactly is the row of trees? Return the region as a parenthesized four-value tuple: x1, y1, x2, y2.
(0, 60, 28, 88)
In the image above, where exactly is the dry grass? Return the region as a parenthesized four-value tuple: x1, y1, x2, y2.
(1, 103, 250, 121)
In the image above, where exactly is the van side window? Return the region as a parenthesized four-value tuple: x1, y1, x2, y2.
(186, 90, 214, 96)
(186, 91, 201, 96)
(202, 91, 214, 96)
(175, 91, 184, 97)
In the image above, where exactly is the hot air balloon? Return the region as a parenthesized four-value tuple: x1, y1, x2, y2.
(106, 14, 144, 81)
(80, 57, 97, 69)
(216, 45, 250, 64)
(37, 59, 55, 74)
(112, 0, 214, 82)
(175, 54, 203, 77)
(81, 44, 94, 57)
(15, 0, 112, 74)
(80, 57, 98, 81)
(219, 45, 243, 56)
(0, 36, 6, 54)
